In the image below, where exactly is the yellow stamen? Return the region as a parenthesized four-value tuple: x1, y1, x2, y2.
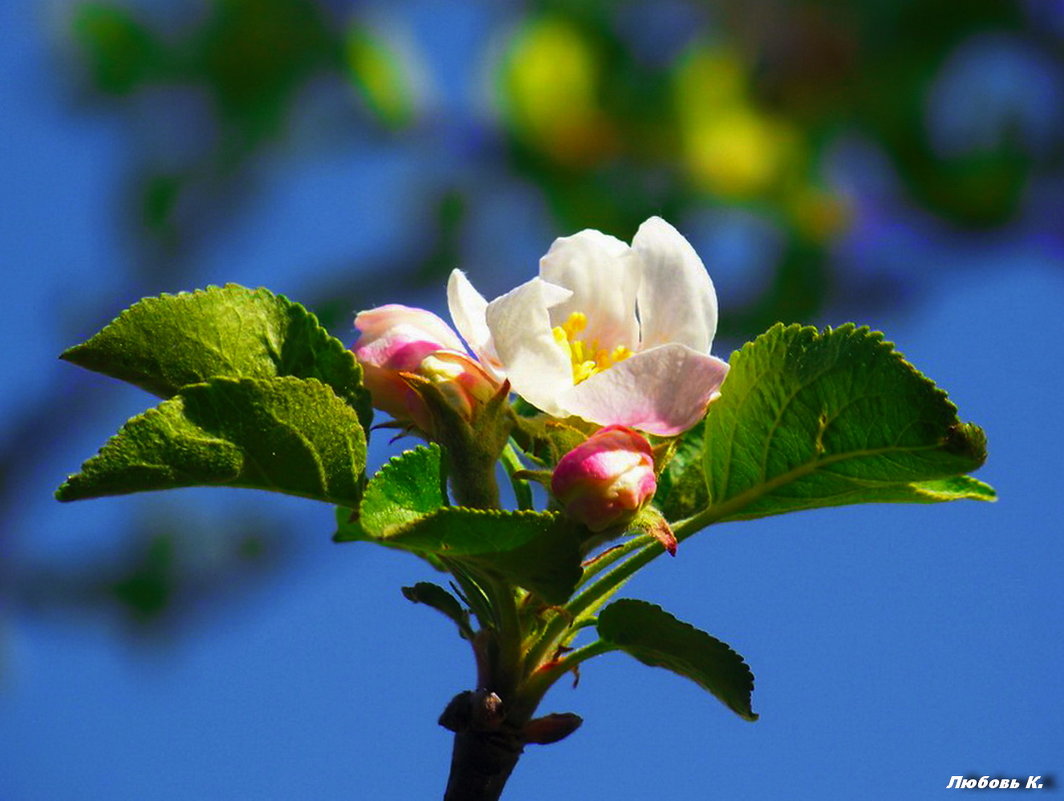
(551, 311, 632, 383)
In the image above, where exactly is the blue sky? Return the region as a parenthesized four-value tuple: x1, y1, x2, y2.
(2, 2, 1061, 799)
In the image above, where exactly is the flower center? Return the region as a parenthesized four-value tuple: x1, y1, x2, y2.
(552, 312, 633, 384)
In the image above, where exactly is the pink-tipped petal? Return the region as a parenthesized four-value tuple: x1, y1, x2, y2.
(560, 344, 729, 435)
(354, 304, 466, 354)
(354, 336, 441, 372)
(352, 303, 501, 434)
(359, 362, 423, 424)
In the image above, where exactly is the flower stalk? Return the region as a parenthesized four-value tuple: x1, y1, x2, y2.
(53, 213, 994, 800)
(345, 216, 740, 800)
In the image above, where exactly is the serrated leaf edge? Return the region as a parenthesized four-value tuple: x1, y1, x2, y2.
(367, 443, 443, 493)
(61, 283, 372, 430)
(599, 599, 758, 721)
(707, 323, 989, 517)
(376, 505, 562, 545)
(62, 284, 277, 365)
(56, 375, 365, 505)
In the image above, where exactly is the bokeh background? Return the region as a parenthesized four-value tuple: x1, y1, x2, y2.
(2, 1, 1062, 798)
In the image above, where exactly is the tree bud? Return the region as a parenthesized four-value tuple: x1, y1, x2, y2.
(353, 304, 498, 433)
(550, 425, 657, 532)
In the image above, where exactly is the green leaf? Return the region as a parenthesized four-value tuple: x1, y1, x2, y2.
(334, 444, 582, 602)
(389, 508, 582, 605)
(401, 582, 471, 638)
(340, 445, 448, 540)
(333, 445, 448, 570)
(703, 324, 994, 522)
(368, 508, 580, 604)
(62, 284, 372, 431)
(655, 422, 709, 521)
(597, 599, 757, 721)
(56, 376, 366, 506)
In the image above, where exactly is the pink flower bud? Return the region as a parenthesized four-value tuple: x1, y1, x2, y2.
(551, 425, 657, 532)
(353, 304, 498, 432)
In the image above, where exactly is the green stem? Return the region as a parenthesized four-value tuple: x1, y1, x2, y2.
(523, 503, 734, 678)
(576, 533, 654, 588)
(518, 639, 614, 714)
(566, 510, 715, 619)
(449, 455, 501, 509)
(482, 574, 523, 695)
(522, 538, 652, 675)
(671, 504, 731, 542)
(567, 501, 738, 614)
(445, 560, 497, 629)
(435, 410, 546, 800)
(500, 441, 534, 511)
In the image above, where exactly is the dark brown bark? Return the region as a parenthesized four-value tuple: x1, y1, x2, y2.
(439, 690, 524, 801)
(442, 727, 523, 801)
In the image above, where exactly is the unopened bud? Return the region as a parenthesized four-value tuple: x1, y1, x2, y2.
(353, 304, 498, 433)
(418, 351, 498, 421)
(550, 425, 657, 532)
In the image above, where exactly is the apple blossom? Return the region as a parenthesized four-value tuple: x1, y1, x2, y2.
(551, 425, 658, 533)
(447, 216, 729, 436)
(353, 304, 498, 433)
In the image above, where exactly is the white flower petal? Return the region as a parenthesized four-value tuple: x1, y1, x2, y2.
(485, 277, 574, 415)
(633, 217, 719, 352)
(446, 270, 505, 378)
(559, 344, 729, 436)
(539, 229, 639, 350)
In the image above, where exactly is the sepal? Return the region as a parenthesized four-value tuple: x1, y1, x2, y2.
(631, 507, 678, 556)
(509, 412, 595, 467)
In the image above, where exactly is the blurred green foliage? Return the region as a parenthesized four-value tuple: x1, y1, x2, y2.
(24, 0, 1060, 634)
(17, 508, 286, 633)
(65, 0, 1060, 331)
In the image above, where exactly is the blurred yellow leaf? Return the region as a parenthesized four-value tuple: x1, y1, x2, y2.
(499, 17, 614, 166)
(345, 22, 418, 129)
(673, 44, 795, 198)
